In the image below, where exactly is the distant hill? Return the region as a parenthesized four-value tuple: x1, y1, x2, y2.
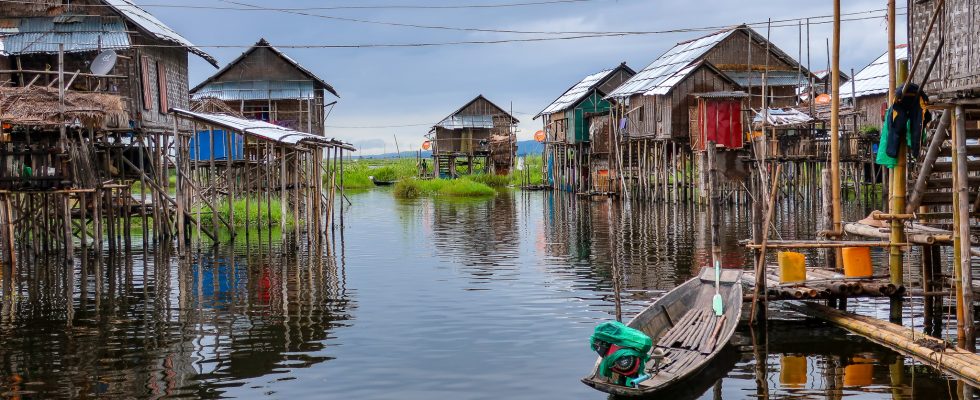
(359, 140, 544, 159)
(516, 140, 544, 156)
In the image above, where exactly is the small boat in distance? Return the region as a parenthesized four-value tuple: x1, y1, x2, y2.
(582, 267, 743, 397)
(369, 176, 396, 186)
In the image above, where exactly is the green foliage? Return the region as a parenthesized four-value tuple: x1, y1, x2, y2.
(393, 177, 496, 199)
(859, 125, 881, 136)
(510, 155, 544, 187)
(467, 173, 510, 188)
(199, 197, 295, 228)
(337, 158, 420, 189)
(393, 178, 423, 198)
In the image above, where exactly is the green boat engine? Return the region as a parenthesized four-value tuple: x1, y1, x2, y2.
(590, 321, 653, 387)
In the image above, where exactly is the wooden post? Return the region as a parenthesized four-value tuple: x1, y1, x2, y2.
(829, 0, 843, 260)
(707, 142, 721, 269)
(888, 58, 909, 323)
(822, 168, 836, 269)
(953, 105, 975, 351)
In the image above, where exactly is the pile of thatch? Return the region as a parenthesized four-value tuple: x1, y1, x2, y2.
(190, 96, 244, 118)
(489, 134, 515, 164)
(0, 86, 128, 129)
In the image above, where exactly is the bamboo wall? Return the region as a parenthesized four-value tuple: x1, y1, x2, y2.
(909, 0, 980, 100)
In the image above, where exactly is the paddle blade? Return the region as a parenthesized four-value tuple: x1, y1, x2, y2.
(712, 294, 723, 316)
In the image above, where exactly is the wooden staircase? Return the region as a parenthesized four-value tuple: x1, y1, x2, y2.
(910, 107, 980, 209)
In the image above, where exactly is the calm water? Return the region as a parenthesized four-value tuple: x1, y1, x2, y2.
(0, 189, 973, 399)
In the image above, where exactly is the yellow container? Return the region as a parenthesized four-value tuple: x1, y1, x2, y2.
(778, 252, 806, 283)
(842, 247, 873, 278)
(779, 355, 807, 388)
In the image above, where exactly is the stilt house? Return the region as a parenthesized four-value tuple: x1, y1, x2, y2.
(190, 38, 339, 137)
(0, 0, 217, 257)
(605, 24, 812, 202)
(535, 63, 635, 193)
(428, 95, 517, 177)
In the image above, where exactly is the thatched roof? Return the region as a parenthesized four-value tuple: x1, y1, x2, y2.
(0, 87, 127, 129)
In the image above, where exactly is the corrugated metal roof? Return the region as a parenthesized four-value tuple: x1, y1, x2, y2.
(609, 29, 734, 98)
(103, 0, 217, 67)
(753, 108, 813, 127)
(694, 91, 748, 99)
(725, 70, 805, 88)
(172, 108, 338, 147)
(0, 16, 130, 55)
(192, 81, 318, 101)
(536, 68, 613, 118)
(839, 45, 908, 99)
(437, 115, 495, 130)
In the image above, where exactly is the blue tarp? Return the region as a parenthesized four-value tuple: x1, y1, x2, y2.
(189, 129, 245, 161)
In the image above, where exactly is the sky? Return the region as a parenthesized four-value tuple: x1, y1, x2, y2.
(145, 0, 907, 155)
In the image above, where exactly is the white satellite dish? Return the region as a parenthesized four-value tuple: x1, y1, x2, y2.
(90, 50, 118, 76)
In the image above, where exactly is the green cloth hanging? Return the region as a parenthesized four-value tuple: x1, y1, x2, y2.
(875, 105, 929, 169)
(876, 107, 899, 168)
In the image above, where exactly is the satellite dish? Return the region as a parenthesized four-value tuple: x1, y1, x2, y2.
(90, 50, 118, 76)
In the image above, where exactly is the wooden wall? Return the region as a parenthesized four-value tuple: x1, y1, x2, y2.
(1, 0, 194, 133)
(208, 47, 313, 83)
(909, 0, 980, 100)
(625, 64, 737, 141)
(670, 66, 740, 140)
(706, 31, 799, 73)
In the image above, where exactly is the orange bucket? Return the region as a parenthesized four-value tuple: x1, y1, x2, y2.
(842, 247, 873, 278)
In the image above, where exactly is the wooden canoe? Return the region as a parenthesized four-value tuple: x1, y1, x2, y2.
(582, 267, 743, 397)
(369, 177, 397, 186)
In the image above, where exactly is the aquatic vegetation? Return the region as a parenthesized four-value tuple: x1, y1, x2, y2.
(337, 158, 420, 189)
(510, 155, 544, 187)
(201, 197, 295, 228)
(393, 177, 496, 198)
(467, 173, 510, 188)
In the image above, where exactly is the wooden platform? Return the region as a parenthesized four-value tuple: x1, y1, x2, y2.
(742, 267, 904, 300)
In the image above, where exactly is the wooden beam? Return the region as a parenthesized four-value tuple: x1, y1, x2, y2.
(785, 301, 980, 388)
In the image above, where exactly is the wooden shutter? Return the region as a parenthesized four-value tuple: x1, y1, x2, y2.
(156, 60, 169, 113)
(140, 56, 153, 111)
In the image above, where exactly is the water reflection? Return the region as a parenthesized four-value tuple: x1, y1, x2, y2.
(0, 238, 352, 398)
(0, 189, 975, 399)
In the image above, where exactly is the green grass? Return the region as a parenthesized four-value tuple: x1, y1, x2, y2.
(510, 155, 544, 187)
(195, 197, 295, 229)
(467, 173, 510, 188)
(336, 158, 420, 190)
(393, 177, 497, 199)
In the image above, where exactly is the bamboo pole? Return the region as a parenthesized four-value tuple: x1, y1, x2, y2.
(953, 105, 975, 351)
(889, 59, 909, 302)
(750, 164, 781, 325)
(786, 302, 980, 387)
(829, 0, 843, 256)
